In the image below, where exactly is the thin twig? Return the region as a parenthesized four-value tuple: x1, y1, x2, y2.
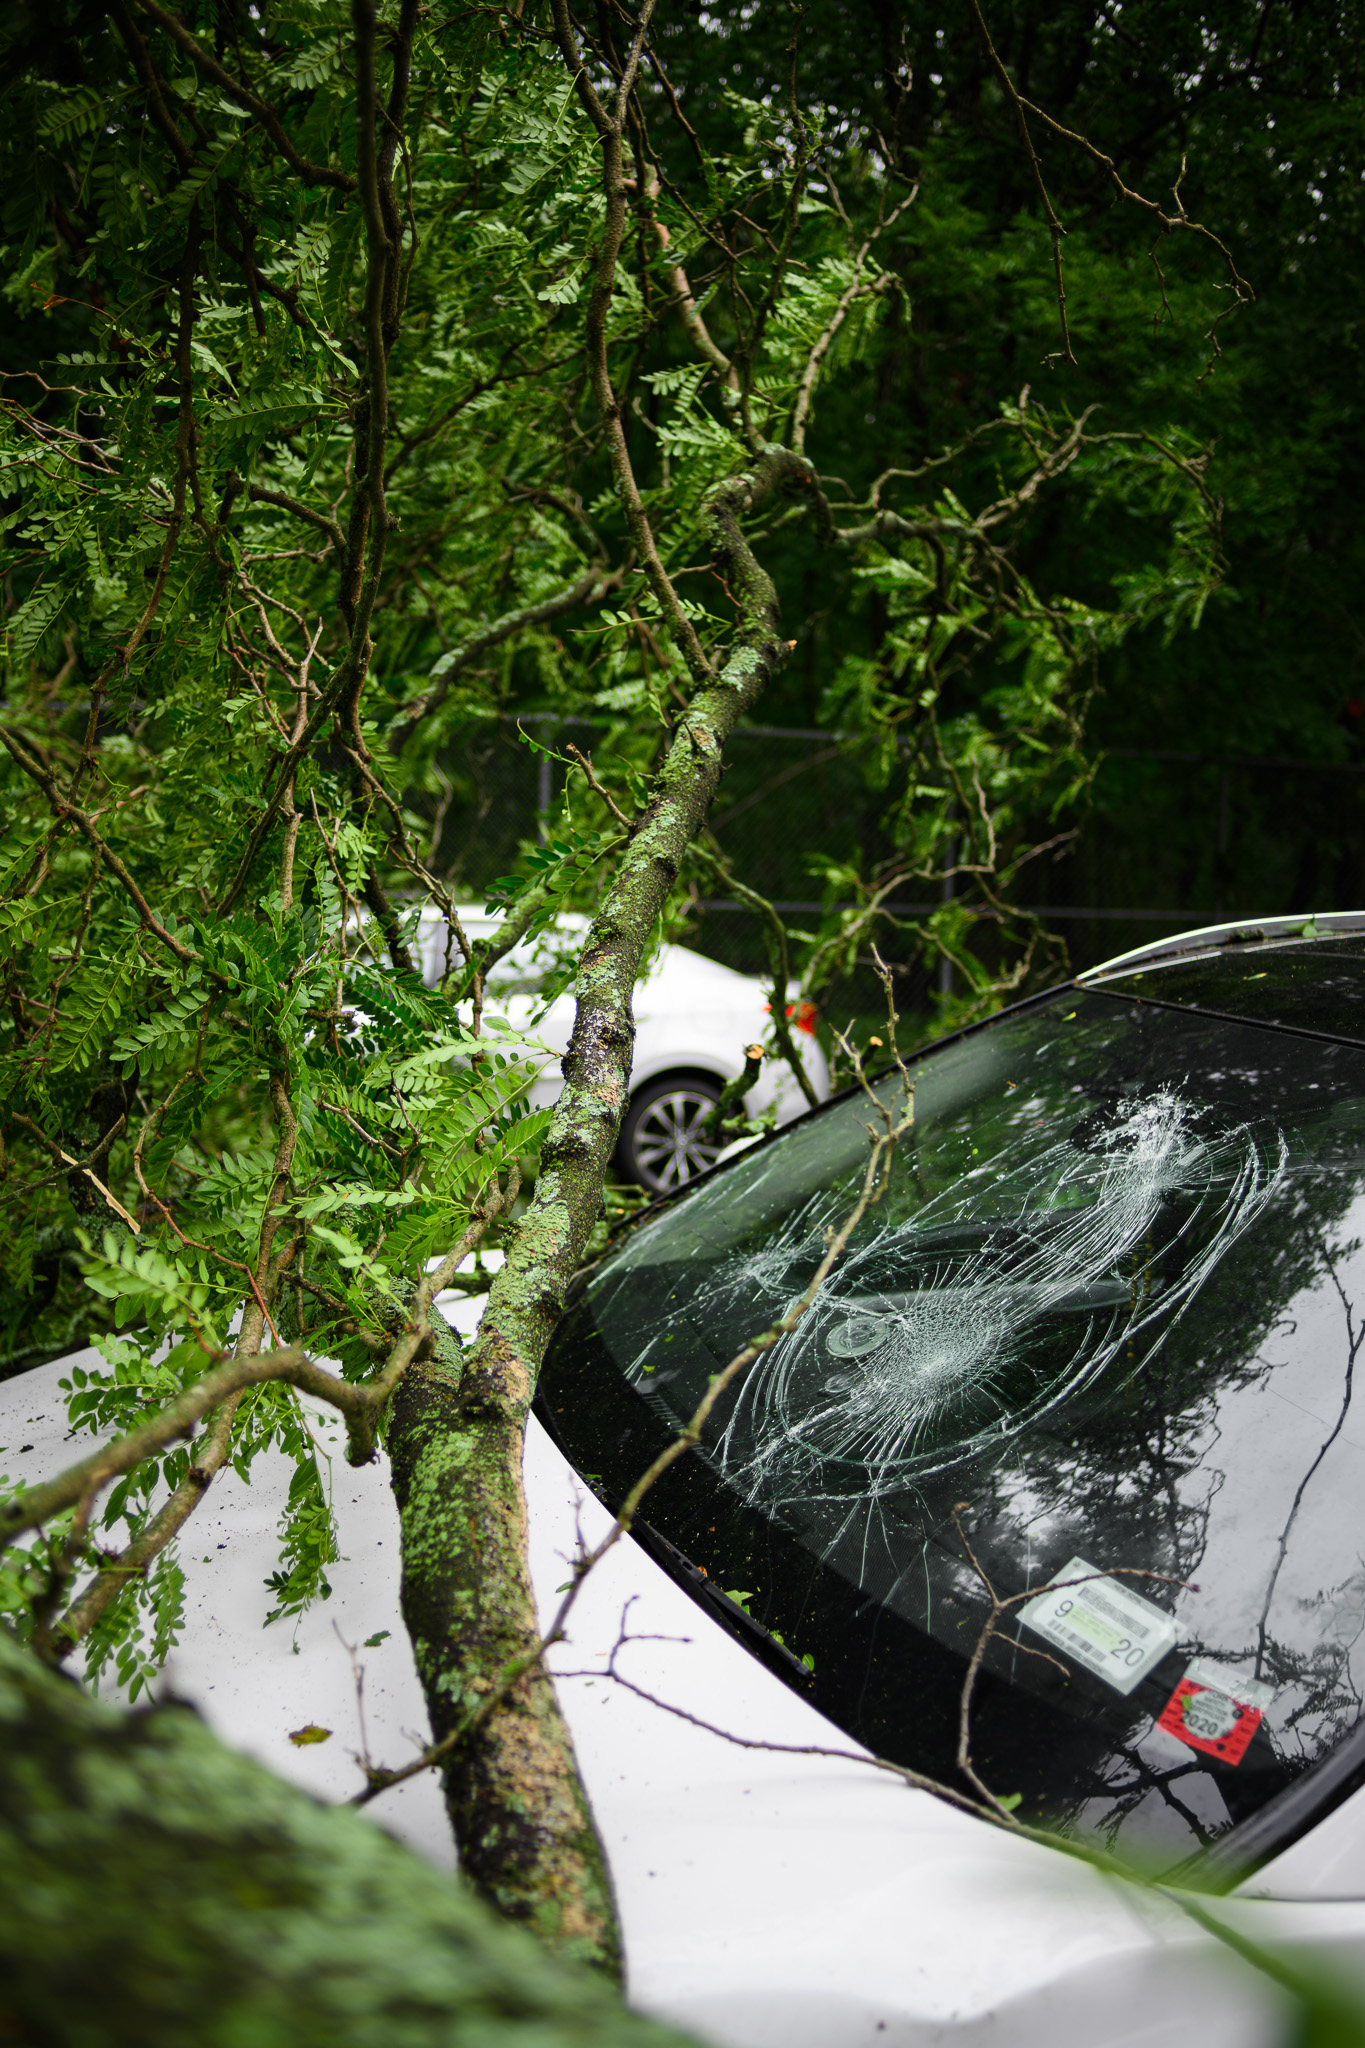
(354, 1058, 914, 1801)
(0, 1182, 516, 1553)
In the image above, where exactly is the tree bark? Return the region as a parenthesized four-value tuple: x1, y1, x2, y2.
(385, 446, 818, 1973)
(0, 1625, 698, 2047)
(389, 1348, 622, 1972)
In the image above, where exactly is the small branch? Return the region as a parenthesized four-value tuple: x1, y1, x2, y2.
(790, 183, 918, 455)
(48, 1391, 243, 1658)
(966, 0, 1251, 372)
(703, 1044, 764, 1142)
(792, 273, 890, 455)
(0, 1347, 330, 1548)
(245, 485, 345, 556)
(359, 1615, 995, 1822)
(0, 727, 210, 975)
(692, 837, 820, 1109)
(636, 165, 742, 412)
(549, 0, 711, 690)
(950, 1501, 1194, 1820)
(216, 664, 356, 914)
(585, 1635, 995, 1820)
(132, 0, 356, 192)
(564, 742, 632, 828)
(966, 0, 1074, 365)
(0, 1185, 515, 1552)
(1015, 97, 1254, 310)
(976, 405, 1100, 529)
(9, 1116, 139, 1235)
(391, 566, 625, 750)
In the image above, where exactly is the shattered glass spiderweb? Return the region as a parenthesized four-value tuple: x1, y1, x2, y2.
(553, 990, 1365, 1864)
(686, 1087, 1286, 1513)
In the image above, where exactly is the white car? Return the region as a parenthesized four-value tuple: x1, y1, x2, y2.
(12, 913, 1365, 2047)
(414, 905, 830, 1194)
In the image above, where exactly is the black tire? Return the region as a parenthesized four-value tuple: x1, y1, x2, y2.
(617, 1075, 725, 1195)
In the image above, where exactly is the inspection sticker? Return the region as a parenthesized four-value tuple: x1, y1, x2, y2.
(1018, 1556, 1179, 1696)
(1156, 1658, 1275, 1765)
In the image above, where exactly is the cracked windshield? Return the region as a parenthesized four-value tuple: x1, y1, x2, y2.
(544, 987, 1365, 1868)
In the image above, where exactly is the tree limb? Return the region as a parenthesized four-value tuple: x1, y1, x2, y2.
(245, 484, 346, 556)
(390, 565, 627, 752)
(131, 0, 357, 193)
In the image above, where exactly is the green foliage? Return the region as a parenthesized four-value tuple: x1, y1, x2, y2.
(0, 0, 1227, 1705)
(83, 1547, 186, 1699)
(263, 1444, 339, 1627)
(647, 1, 1365, 965)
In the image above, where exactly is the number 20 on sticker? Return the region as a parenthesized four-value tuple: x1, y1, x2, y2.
(1019, 1558, 1179, 1697)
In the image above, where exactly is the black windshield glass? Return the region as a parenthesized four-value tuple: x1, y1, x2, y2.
(1095, 934, 1365, 1043)
(542, 990, 1365, 1870)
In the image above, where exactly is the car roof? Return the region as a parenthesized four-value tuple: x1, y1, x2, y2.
(1080, 910, 1365, 982)
(424, 905, 764, 992)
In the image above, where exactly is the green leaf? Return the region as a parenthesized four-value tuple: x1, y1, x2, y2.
(286, 1724, 333, 1746)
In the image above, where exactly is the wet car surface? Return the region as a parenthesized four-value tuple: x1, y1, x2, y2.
(540, 918, 1365, 1878)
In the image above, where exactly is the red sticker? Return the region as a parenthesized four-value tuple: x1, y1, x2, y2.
(1157, 1678, 1263, 1764)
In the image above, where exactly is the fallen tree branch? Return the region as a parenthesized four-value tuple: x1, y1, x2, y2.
(0, 1190, 512, 1553)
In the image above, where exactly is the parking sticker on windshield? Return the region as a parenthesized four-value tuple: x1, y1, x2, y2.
(1018, 1556, 1179, 1696)
(1157, 1658, 1275, 1764)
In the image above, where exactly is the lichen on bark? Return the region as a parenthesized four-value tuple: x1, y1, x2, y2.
(384, 437, 816, 1974)
(0, 1624, 698, 2047)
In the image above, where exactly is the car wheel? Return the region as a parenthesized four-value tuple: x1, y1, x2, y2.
(618, 1076, 725, 1195)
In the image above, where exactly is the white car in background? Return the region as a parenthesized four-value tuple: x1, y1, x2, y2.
(414, 906, 830, 1194)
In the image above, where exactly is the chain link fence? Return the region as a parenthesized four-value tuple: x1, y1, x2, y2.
(428, 718, 1365, 1015)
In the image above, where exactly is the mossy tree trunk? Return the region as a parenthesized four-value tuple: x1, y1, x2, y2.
(0, 1625, 700, 2048)
(386, 449, 817, 1971)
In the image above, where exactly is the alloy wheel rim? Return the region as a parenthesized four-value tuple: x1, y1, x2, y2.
(631, 1088, 723, 1192)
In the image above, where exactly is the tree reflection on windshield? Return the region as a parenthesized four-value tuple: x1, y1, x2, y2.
(546, 991, 1365, 1866)
(712, 1084, 1285, 1516)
